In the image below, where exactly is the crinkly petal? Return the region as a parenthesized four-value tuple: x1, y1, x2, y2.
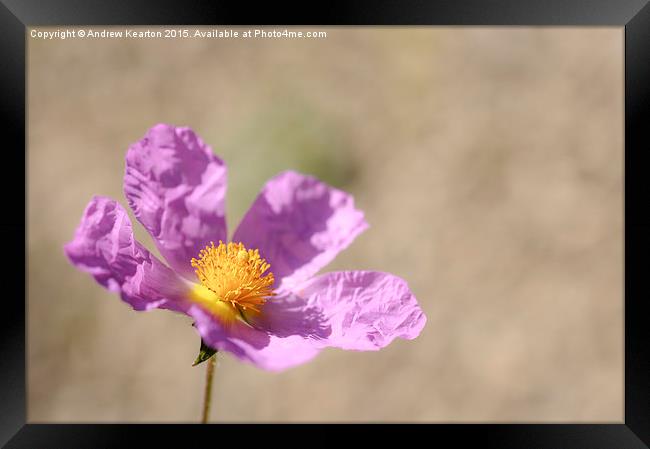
(235, 334, 323, 372)
(189, 304, 322, 372)
(281, 271, 426, 351)
(64, 196, 189, 311)
(124, 124, 227, 280)
(233, 171, 368, 290)
(227, 271, 425, 370)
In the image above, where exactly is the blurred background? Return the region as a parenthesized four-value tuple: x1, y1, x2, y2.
(27, 27, 623, 422)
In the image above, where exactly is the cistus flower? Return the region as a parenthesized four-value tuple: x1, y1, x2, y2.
(64, 124, 426, 371)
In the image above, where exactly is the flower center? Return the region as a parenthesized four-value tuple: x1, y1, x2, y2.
(191, 241, 275, 314)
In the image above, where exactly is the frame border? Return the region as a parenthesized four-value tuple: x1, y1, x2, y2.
(3, 1, 648, 447)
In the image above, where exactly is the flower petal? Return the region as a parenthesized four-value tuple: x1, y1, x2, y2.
(64, 196, 189, 311)
(288, 271, 426, 351)
(190, 304, 322, 372)
(189, 271, 424, 371)
(233, 171, 368, 290)
(124, 124, 227, 280)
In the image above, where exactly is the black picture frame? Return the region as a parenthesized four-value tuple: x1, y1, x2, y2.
(2, 0, 649, 447)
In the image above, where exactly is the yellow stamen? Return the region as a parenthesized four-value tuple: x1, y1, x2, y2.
(190, 241, 275, 320)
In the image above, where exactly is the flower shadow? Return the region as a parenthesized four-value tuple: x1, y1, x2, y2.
(253, 291, 332, 340)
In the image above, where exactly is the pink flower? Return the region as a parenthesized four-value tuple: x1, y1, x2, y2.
(64, 124, 426, 371)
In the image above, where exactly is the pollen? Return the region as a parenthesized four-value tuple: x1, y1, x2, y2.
(191, 241, 275, 313)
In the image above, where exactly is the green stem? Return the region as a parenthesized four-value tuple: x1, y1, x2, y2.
(201, 354, 217, 423)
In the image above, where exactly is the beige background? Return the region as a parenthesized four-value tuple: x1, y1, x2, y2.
(27, 27, 623, 422)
